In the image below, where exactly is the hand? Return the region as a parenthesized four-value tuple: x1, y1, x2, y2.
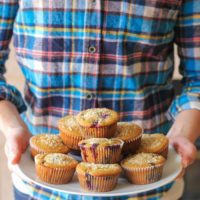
(0, 100, 31, 169)
(167, 109, 200, 169)
(167, 135, 197, 168)
(4, 126, 31, 168)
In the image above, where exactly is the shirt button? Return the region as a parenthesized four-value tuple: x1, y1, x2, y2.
(88, 46, 96, 53)
(92, 0, 96, 6)
(86, 93, 95, 100)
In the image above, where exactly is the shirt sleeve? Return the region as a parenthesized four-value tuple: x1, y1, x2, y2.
(0, 0, 26, 113)
(169, 0, 200, 119)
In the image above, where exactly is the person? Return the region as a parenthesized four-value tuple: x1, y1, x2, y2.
(0, 0, 199, 199)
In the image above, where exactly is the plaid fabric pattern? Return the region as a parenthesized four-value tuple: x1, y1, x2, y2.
(1, 0, 200, 199)
(23, 179, 174, 200)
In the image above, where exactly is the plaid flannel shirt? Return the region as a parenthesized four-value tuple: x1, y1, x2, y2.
(0, 0, 200, 199)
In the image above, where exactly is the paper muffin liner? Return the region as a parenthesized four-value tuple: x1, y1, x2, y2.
(157, 145, 169, 159)
(80, 140, 124, 164)
(77, 172, 119, 192)
(122, 163, 164, 185)
(122, 134, 142, 155)
(35, 164, 75, 184)
(60, 131, 84, 150)
(80, 123, 117, 138)
(29, 141, 70, 158)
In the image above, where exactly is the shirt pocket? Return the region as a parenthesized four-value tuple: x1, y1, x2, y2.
(125, 0, 182, 36)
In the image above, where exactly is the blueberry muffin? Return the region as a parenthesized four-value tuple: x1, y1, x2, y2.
(76, 108, 119, 138)
(79, 138, 124, 164)
(58, 115, 84, 150)
(137, 133, 169, 158)
(76, 162, 122, 192)
(35, 153, 78, 184)
(121, 153, 166, 184)
(115, 122, 143, 155)
(30, 134, 70, 157)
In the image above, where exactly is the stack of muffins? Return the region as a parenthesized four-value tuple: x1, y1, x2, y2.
(75, 108, 123, 192)
(30, 108, 169, 192)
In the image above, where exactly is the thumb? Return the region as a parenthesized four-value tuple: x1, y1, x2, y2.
(5, 138, 23, 165)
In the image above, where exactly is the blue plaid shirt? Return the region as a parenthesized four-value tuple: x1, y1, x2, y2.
(1, 0, 200, 199)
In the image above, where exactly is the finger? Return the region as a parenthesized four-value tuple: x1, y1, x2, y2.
(169, 137, 197, 168)
(4, 144, 16, 172)
(10, 147, 22, 164)
(18, 130, 31, 153)
(4, 144, 23, 177)
(173, 144, 195, 168)
(5, 138, 23, 164)
(21, 138, 30, 153)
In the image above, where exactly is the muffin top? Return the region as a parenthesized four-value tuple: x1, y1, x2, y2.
(121, 153, 166, 168)
(76, 108, 119, 127)
(115, 122, 143, 141)
(35, 153, 78, 168)
(78, 138, 124, 149)
(30, 134, 69, 153)
(137, 133, 169, 153)
(58, 115, 82, 136)
(76, 162, 122, 176)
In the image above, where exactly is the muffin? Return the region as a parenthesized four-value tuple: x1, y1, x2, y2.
(78, 138, 124, 164)
(115, 122, 143, 155)
(76, 108, 119, 138)
(76, 162, 122, 192)
(30, 134, 70, 157)
(137, 133, 169, 158)
(121, 153, 166, 184)
(58, 115, 84, 150)
(35, 153, 78, 184)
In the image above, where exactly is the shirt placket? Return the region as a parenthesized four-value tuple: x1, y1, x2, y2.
(82, 0, 100, 109)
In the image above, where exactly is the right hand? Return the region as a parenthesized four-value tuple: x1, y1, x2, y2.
(0, 100, 31, 169)
(5, 126, 31, 167)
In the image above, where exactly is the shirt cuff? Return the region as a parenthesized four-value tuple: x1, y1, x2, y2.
(0, 83, 27, 113)
(168, 92, 200, 120)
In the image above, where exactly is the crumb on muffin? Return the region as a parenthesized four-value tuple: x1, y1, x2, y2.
(76, 108, 119, 128)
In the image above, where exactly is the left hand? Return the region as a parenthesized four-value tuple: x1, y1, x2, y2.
(167, 135, 197, 168)
(167, 109, 200, 177)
